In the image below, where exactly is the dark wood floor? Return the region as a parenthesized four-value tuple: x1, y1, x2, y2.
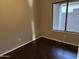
(0, 37, 78, 59)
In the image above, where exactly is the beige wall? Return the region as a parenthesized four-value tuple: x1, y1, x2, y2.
(33, 0, 40, 38)
(0, 0, 78, 54)
(0, 0, 33, 54)
(40, 0, 79, 45)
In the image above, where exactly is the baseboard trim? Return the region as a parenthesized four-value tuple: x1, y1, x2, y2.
(0, 36, 78, 57)
(40, 36, 78, 46)
(0, 36, 41, 57)
(0, 39, 35, 57)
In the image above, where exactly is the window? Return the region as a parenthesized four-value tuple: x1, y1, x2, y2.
(53, 1, 79, 33)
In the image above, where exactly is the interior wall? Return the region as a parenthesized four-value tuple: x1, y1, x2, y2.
(0, 0, 33, 54)
(33, 0, 40, 38)
(40, 0, 79, 45)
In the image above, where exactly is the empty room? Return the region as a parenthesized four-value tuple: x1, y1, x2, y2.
(0, 0, 79, 59)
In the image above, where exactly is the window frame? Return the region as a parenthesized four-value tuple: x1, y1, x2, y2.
(52, 0, 79, 34)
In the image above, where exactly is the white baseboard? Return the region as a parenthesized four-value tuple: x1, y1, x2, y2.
(40, 36, 78, 46)
(0, 36, 41, 57)
(40, 36, 79, 59)
(0, 36, 78, 57)
(0, 39, 35, 57)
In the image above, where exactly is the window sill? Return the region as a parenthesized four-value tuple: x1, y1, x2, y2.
(53, 30, 79, 35)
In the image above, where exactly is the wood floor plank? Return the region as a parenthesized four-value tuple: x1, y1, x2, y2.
(0, 37, 78, 59)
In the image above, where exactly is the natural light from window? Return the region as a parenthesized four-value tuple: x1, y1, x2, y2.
(27, 0, 33, 8)
(53, 1, 79, 33)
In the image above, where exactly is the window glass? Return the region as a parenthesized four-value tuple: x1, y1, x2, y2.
(53, 3, 66, 31)
(67, 1, 79, 32)
(53, 1, 79, 33)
